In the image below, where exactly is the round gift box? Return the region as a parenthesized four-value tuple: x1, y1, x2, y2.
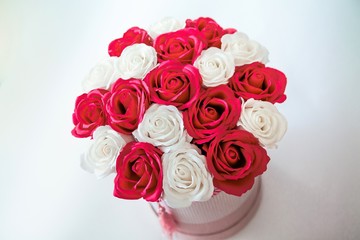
(152, 177, 262, 240)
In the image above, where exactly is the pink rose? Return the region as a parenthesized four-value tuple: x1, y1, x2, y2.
(114, 142, 163, 202)
(71, 89, 109, 138)
(144, 60, 202, 110)
(154, 28, 207, 64)
(183, 85, 241, 144)
(206, 129, 270, 196)
(106, 79, 150, 134)
(108, 27, 153, 57)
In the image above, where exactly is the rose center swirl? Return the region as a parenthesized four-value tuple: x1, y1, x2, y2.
(102, 144, 112, 156)
(169, 42, 184, 53)
(225, 145, 245, 168)
(174, 161, 193, 187)
(84, 104, 101, 122)
(132, 159, 145, 176)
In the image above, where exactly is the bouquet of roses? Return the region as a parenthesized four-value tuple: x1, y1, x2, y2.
(71, 17, 287, 209)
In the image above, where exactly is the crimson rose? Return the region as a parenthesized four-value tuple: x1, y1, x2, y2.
(106, 79, 150, 134)
(108, 27, 153, 57)
(183, 85, 241, 144)
(228, 62, 287, 103)
(154, 28, 207, 64)
(114, 142, 163, 202)
(144, 60, 202, 110)
(185, 17, 236, 48)
(71, 89, 108, 138)
(206, 129, 270, 196)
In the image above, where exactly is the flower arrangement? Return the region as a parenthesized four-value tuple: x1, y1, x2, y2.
(72, 17, 287, 211)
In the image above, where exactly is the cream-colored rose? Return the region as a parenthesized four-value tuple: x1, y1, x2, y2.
(148, 17, 185, 39)
(81, 126, 133, 178)
(162, 143, 214, 208)
(132, 104, 192, 153)
(116, 43, 157, 80)
(221, 32, 269, 66)
(237, 98, 287, 148)
(82, 57, 120, 92)
(194, 47, 235, 87)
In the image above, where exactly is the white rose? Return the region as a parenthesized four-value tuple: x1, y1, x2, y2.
(81, 126, 133, 178)
(162, 144, 214, 208)
(132, 104, 192, 153)
(221, 32, 269, 66)
(194, 47, 235, 87)
(82, 57, 120, 92)
(148, 17, 185, 39)
(237, 98, 287, 148)
(116, 43, 157, 80)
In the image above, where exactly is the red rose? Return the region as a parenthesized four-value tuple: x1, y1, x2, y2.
(185, 17, 236, 48)
(154, 28, 207, 64)
(228, 62, 287, 103)
(71, 89, 109, 138)
(144, 60, 202, 110)
(106, 79, 150, 134)
(206, 129, 270, 196)
(108, 27, 153, 57)
(183, 85, 241, 144)
(114, 142, 163, 202)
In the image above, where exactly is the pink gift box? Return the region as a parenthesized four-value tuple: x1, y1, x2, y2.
(151, 177, 262, 239)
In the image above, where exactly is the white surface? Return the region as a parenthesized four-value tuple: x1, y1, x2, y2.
(1, 0, 359, 239)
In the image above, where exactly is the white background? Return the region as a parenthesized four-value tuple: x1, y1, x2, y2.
(1, 0, 359, 239)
